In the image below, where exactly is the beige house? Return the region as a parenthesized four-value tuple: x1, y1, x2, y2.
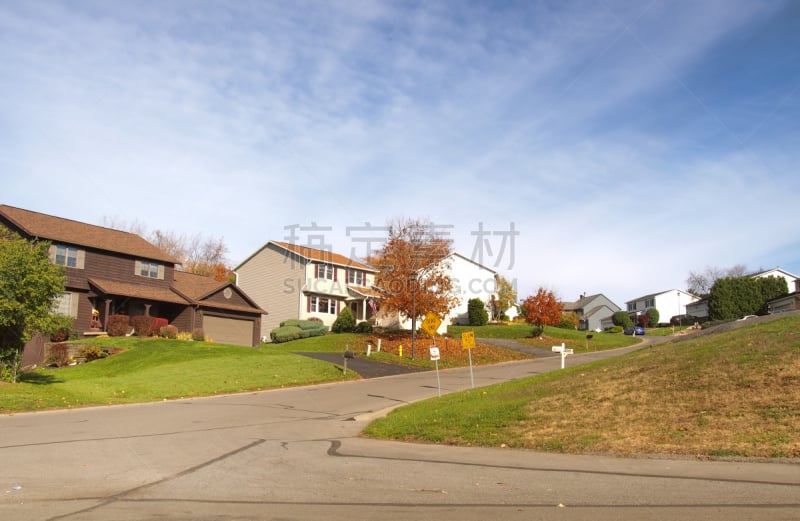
(235, 241, 380, 340)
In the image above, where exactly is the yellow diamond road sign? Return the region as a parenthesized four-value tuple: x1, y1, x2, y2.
(461, 331, 476, 350)
(421, 312, 441, 337)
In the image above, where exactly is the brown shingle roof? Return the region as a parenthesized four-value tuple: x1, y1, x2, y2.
(271, 241, 376, 271)
(172, 271, 266, 314)
(0, 205, 176, 263)
(88, 278, 189, 305)
(172, 270, 225, 301)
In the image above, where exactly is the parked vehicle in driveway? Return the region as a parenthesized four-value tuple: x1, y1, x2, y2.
(624, 325, 646, 336)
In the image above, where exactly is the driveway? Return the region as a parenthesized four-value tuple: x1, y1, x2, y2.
(295, 351, 425, 378)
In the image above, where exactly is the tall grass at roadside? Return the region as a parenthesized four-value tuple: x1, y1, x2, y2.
(365, 315, 800, 459)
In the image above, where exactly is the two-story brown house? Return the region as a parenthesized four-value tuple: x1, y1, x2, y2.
(0, 205, 265, 350)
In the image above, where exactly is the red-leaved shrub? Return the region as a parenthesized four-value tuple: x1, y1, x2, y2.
(107, 315, 130, 337)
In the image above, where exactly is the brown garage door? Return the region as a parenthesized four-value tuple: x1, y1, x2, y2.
(203, 316, 253, 346)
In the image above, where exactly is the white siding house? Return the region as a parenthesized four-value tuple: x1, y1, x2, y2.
(685, 268, 798, 320)
(625, 289, 699, 325)
(383, 252, 498, 334)
(750, 268, 798, 290)
(235, 241, 379, 340)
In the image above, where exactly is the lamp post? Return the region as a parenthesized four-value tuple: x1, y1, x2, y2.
(410, 271, 418, 359)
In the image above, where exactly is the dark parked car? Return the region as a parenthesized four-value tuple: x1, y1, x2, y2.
(624, 325, 646, 336)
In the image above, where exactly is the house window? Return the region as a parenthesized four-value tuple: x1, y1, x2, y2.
(137, 260, 162, 279)
(309, 296, 337, 314)
(317, 263, 335, 280)
(52, 292, 78, 318)
(645, 298, 655, 308)
(627, 302, 636, 312)
(347, 270, 365, 285)
(54, 245, 78, 268)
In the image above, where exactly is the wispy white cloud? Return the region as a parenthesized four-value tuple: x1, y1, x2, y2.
(0, 0, 797, 307)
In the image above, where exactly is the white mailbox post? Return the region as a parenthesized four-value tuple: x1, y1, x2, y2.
(551, 342, 574, 369)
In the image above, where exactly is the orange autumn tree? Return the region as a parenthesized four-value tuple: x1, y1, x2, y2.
(373, 218, 459, 328)
(521, 287, 563, 335)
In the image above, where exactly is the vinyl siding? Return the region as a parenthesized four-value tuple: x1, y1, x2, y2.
(236, 243, 307, 340)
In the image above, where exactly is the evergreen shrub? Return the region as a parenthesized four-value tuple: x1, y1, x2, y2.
(332, 308, 356, 333)
(354, 321, 373, 333)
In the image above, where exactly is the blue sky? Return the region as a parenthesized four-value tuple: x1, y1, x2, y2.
(1, 0, 798, 308)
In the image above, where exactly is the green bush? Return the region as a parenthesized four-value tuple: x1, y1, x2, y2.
(271, 325, 303, 343)
(107, 315, 130, 337)
(48, 314, 75, 342)
(299, 320, 327, 331)
(77, 344, 107, 362)
(607, 325, 623, 333)
(467, 298, 489, 326)
(271, 319, 328, 342)
(612, 311, 632, 329)
(332, 307, 356, 333)
(644, 308, 659, 327)
(354, 321, 373, 334)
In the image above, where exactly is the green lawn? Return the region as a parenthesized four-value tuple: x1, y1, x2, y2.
(449, 323, 641, 352)
(0, 337, 356, 413)
(1, 330, 529, 413)
(365, 315, 800, 459)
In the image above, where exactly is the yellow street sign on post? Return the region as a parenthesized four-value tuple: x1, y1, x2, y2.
(462, 331, 476, 388)
(421, 312, 441, 337)
(461, 331, 476, 350)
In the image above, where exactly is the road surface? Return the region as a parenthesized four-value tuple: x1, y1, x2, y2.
(2, 342, 797, 520)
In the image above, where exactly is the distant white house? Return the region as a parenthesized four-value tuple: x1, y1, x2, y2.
(686, 267, 799, 320)
(750, 267, 798, 289)
(380, 252, 498, 334)
(625, 289, 699, 325)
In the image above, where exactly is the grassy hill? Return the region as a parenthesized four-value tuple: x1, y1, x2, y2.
(365, 315, 800, 459)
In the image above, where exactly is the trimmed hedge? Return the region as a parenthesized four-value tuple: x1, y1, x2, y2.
(107, 315, 130, 337)
(270, 319, 329, 343)
(131, 316, 156, 337)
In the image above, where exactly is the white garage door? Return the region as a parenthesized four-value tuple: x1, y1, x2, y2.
(203, 316, 253, 346)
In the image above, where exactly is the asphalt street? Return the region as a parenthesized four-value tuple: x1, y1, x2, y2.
(1, 340, 798, 521)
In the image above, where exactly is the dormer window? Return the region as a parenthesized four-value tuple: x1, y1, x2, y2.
(135, 260, 164, 279)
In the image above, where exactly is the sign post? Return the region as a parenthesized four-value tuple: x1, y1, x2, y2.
(461, 331, 476, 388)
(429, 346, 441, 397)
(551, 342, 574, 369)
